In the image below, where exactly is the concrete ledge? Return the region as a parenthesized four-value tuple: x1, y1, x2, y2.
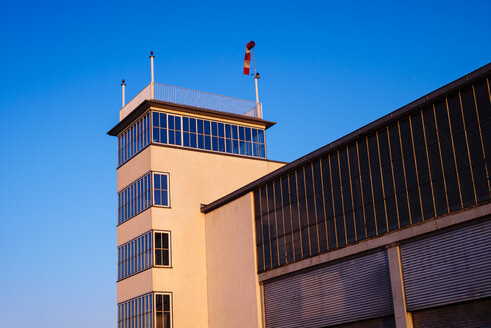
(258, 202, 491, 282)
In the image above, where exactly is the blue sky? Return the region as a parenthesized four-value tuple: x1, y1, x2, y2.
(0, 0, 489, 327)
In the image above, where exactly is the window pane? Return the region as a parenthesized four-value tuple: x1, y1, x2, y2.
(164, 313, 171, 328)
(156, 295, 163, 311)
(225, 124, 231, 138)
(153, 112, 159, 127)
(159, 113, 167, 127)
(163, 251, 170, 266)
(168, 115, 174, 129)
(190, 118, 196, 133)
(175, 130, 181, 145)
(175, 116, 181, 131)
(154, 174, 161, 189)
(153, 127, 160, 143)
(161, 191, 168, 206)
(156, 250, 162, 265)
(162, 233, 169, 248)
(163, 295, 170, 311)
(211, 122, 218, 136)
(198, 134, 204, 149)
(156, 313, 163, 328)
(160, 129, 167, 144)
(197, 119, 204, 134)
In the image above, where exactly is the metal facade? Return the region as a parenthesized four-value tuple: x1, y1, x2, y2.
(411, 298, 491, 328)
(254, 75, 491, 274)
(263, 250, 393, 328)
(400, 217, 491, 311)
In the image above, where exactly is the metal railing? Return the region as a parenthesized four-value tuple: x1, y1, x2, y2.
(120, 82, 262, 120)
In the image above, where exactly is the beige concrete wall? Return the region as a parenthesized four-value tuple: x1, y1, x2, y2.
(116, 141, 284, 328)
(116, 269, 153, 303)
(116, 209, 152, 246)
(116, 146, 151, 192)
(204, 192, 263, 328)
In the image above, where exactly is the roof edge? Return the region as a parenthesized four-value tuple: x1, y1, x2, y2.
(107, 100, 276, 136)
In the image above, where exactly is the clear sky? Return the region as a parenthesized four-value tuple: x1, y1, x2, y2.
(0, 0, 489, 327)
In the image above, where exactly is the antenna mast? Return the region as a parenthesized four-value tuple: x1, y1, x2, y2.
(150, 51, 155, 99)
(121, 79, 126, 107)
(253, 48, 260, 104)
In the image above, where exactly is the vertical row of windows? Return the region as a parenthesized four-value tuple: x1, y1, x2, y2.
(118, 293, 153, 328)
(151, 111, 266, 158)
(254, 77, 491, 273)
(118, 113, 151, 166)
(118, 172, 170, 225)
(118, 293, 172, 328)
(118, 173, 152, 225)
(118, 231, 171, 281)
(118, 232, 152, 280)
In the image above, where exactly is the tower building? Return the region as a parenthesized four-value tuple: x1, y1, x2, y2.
(107, 55, 285, 327)
(108, 58, 491, 328)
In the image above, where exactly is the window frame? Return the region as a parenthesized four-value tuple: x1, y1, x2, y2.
(117, 171, 171, 226)
(117, 112, 151, 167)
(150, 109, 267, 159)
(117, 172, 153, 225)
(117, 230, 171, 281)
(152, 172, 171, 208)
(117, 231, 153, 281)
(153, 230, 172, 268)
(154, 292, 173, 328)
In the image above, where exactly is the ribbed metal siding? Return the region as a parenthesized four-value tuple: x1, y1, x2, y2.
(400, 217, 491, 311)
(411, 298, 491, 328)
(330, 315, 396, 328)
(263, 250, 393, 328)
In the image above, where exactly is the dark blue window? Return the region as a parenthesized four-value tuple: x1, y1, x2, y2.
(154, 231, 171, 266)
(150, 110, 266, 158)
(118, 231, 152, 280)
(118, 173, 152, 225)
(182, 117, 197, 148)
(153, 173, 169, 207)
(118, 112, 151, 166)
(189, 118, 197, 148)
(118, 230, 171, 282)
(117, 293, 154, 328)
(204, 121, 211, 150)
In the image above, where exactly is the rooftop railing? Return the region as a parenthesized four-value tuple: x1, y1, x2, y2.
(119, 82, 262, 120)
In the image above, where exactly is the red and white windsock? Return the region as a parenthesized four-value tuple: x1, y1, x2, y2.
(243, 41, 256, 75)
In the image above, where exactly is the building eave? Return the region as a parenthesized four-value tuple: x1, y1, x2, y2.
(107, 99, 277, 137)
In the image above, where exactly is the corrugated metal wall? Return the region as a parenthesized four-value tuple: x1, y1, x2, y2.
(411, 298, 491, 328)
(263, 250, 393, 328)
(329, 315, 396, 328)
(400, 217, 491, 311)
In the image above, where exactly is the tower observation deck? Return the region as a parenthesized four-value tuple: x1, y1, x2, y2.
(119, 82, 263, 121)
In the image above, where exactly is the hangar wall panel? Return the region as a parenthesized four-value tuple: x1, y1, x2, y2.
(400, 217, 491, 311)
(263, 250, 393, 328)
(411, 298, 491, 328)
